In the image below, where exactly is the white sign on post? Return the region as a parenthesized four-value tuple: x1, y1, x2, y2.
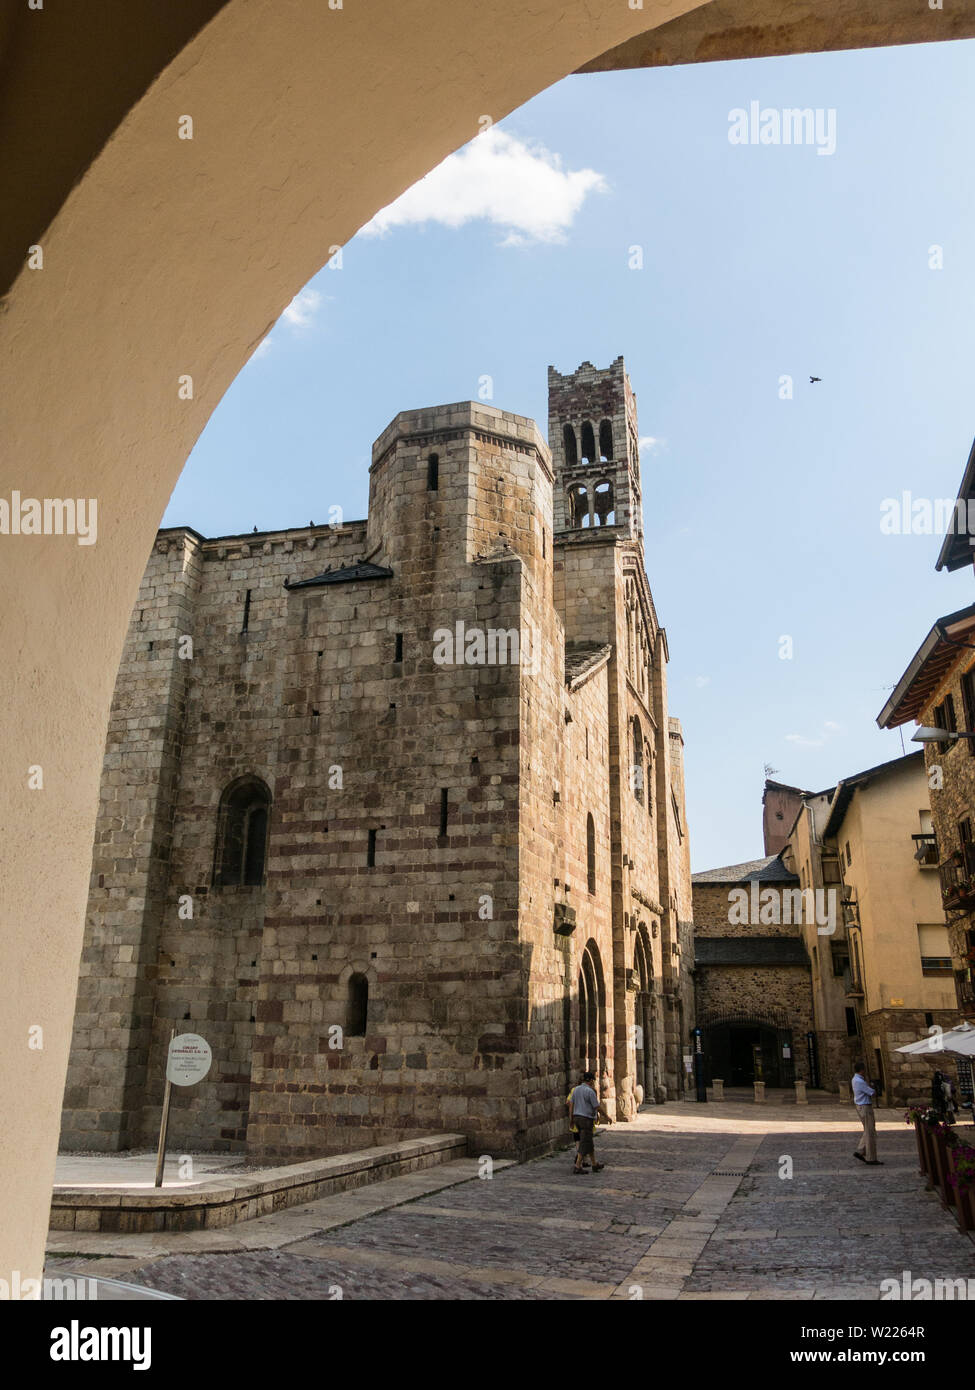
(166, 1033, 212, 1087)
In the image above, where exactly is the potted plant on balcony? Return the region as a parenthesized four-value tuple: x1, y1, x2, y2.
(948, 1145, 975, 1231)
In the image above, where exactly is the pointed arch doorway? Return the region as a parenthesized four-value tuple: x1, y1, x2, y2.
(634, 930, 654, 1103)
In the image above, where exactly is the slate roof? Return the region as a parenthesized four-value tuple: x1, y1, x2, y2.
(564, 642, 613, 688)
(694, 937, 810, 967)
(691, 854, 798, 886)
(284, 561, 394, 591)
(822, 750, 924, 839)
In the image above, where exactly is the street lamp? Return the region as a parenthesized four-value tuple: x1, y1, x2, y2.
(911, 727, 975, 744)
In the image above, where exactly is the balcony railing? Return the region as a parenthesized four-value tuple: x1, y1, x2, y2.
(940, 842, 975, 908)
(913, 832, 939, 867)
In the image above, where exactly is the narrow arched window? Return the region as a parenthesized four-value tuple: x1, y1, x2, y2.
(348, 973, 368, 1037)
(593, 480, 614, 526)
(587, 813, 596, 895)
(581, 421, 595, 463)
(599, 420, 613, 461)
(568, 485, 589, 529)
(214, 777, 271, 886)
(427, 453, 439, 490)
(631, 717, 644, 804)
(563, 424, 578, 467)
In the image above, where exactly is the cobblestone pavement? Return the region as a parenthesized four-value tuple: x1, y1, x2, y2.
(47, 1104, 975, 1300)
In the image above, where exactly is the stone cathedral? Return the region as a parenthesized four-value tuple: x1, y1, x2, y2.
(60, 357, 695, 1161)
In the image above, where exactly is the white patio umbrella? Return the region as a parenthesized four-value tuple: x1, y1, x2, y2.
(896, 1021, 975, 1055)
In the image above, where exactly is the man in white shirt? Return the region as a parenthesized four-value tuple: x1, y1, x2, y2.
(852, 1062, 882, 1165)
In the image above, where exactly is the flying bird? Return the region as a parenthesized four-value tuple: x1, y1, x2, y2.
(809, 376, 821, 384)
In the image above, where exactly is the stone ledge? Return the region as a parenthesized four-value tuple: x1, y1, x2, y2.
(50, 1133, 467, 1234)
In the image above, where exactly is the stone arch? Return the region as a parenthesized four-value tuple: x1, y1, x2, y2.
(631, 714, 644, 803)
(1, 0, 956, 1283)
(633, 926, 655, 1104)
(336, 961, 380, 1042)
(592, 478, 615, 526)
(562, 423, 578, 466)
(577, 937, 607, 1077)
(213, 774, 272, 887)
(580, 421, 596, 463)
(567, 483, 590, 528)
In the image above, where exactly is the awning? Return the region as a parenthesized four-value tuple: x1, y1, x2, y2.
(896, 1021, 975, 1055)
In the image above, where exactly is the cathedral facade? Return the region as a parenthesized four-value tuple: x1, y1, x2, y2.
(60, 357, 694, 1160)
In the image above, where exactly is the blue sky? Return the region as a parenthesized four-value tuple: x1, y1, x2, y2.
(164, 39, 975, 873)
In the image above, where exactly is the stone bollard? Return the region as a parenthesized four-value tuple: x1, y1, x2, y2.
(712, 1078, 724, 1101)
(795, 1080, 807, 1105)
(754, 1080, 767, 1103)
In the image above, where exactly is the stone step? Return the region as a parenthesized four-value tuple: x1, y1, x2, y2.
(50, 1133, 468, 1235)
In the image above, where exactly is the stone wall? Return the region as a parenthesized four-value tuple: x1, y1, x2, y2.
(60, 368, 695, 1160)
(861, 1006, 960, 1107)
(918, 653, 975, 1005)
(696, 965, 815, 1043)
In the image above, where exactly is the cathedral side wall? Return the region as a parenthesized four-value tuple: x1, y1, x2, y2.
(60, 533, 202, 1150)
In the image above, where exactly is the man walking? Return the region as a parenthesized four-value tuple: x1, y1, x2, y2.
(568, 1071, 612, 1174)
(852, 1062, 882, 1166)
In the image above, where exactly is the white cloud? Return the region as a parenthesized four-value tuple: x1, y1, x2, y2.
(785, 721, 844, 749)
(282, 288, 322, 330)
(639, 436, 665, 456)
(360, 127, 607, 246)
(695, 675, 710, 689)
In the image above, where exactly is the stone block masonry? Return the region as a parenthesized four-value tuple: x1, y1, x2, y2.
(60, 362, 694, 1161)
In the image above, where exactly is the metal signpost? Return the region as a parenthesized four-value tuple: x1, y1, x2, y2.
(154, 1030, 213, 1187)
(694, 1025, 707, 1102)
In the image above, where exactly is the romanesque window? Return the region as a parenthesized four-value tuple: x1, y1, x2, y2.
(214, 776, 271, 886)
(599, 420, 613, 461)
(427, 453, 439, 490)
(581, 421, 595, 464)
(593, 480, 614, 526)
(631, 716, 644, 803)
(634, 932, 651, 993)
(347, 973, 368, 1037)
(586, 813, 596, 895)
(563, 424, 578, 467)
(568, 484, 589, 528)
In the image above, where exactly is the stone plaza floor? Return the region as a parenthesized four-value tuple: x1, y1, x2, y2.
(45, 1100, 975, 1300)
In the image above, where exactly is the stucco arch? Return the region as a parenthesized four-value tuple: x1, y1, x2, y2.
(2, 0, 699, 1280)
(2, 0, 971, 1282)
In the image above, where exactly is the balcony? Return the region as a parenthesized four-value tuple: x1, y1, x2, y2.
(912, 833, 939, 868)
(940, 842, 975, 909)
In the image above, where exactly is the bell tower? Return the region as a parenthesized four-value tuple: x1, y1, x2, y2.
(548, 356, 643, 541)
